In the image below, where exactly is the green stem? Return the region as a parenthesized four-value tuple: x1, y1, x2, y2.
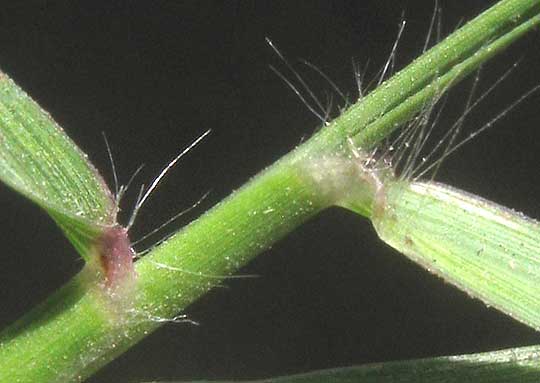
(0, 0, 539, 381)
(0, 160, 329, 382)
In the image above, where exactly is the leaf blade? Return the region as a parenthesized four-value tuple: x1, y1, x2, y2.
(0, 71, 115, 258)
(162, 345, 540, 382)
(373, 181, 540, 330)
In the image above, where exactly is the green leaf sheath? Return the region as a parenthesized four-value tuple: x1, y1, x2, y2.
(0, 0, 538, 381)
(179, 345, 540, 382)
(353, 10, 540, 151)
(372, 180, 540, 331)
(0, 72, 114, 257)
(310, 0, 540, 153)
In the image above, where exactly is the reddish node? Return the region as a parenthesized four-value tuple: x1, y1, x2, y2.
(97, 225, 136, 289)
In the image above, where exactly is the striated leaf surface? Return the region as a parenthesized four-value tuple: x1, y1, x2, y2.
(0, 71, 115, 258)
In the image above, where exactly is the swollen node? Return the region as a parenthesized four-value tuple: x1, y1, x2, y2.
(301, 144, 392, 219)
(95, 225, 137, 291)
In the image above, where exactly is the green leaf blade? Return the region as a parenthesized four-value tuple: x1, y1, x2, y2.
(0, 71, 115, 257)
(373, 181, 540, 330)
(176, 345, 540, 383)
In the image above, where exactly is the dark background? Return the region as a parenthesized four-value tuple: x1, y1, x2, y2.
(1, 1, 540, 382)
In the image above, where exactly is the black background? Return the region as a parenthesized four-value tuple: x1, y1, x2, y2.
(1, 1, 540, 382)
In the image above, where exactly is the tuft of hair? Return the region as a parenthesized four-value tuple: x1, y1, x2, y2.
(367, 61, 539, 185)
